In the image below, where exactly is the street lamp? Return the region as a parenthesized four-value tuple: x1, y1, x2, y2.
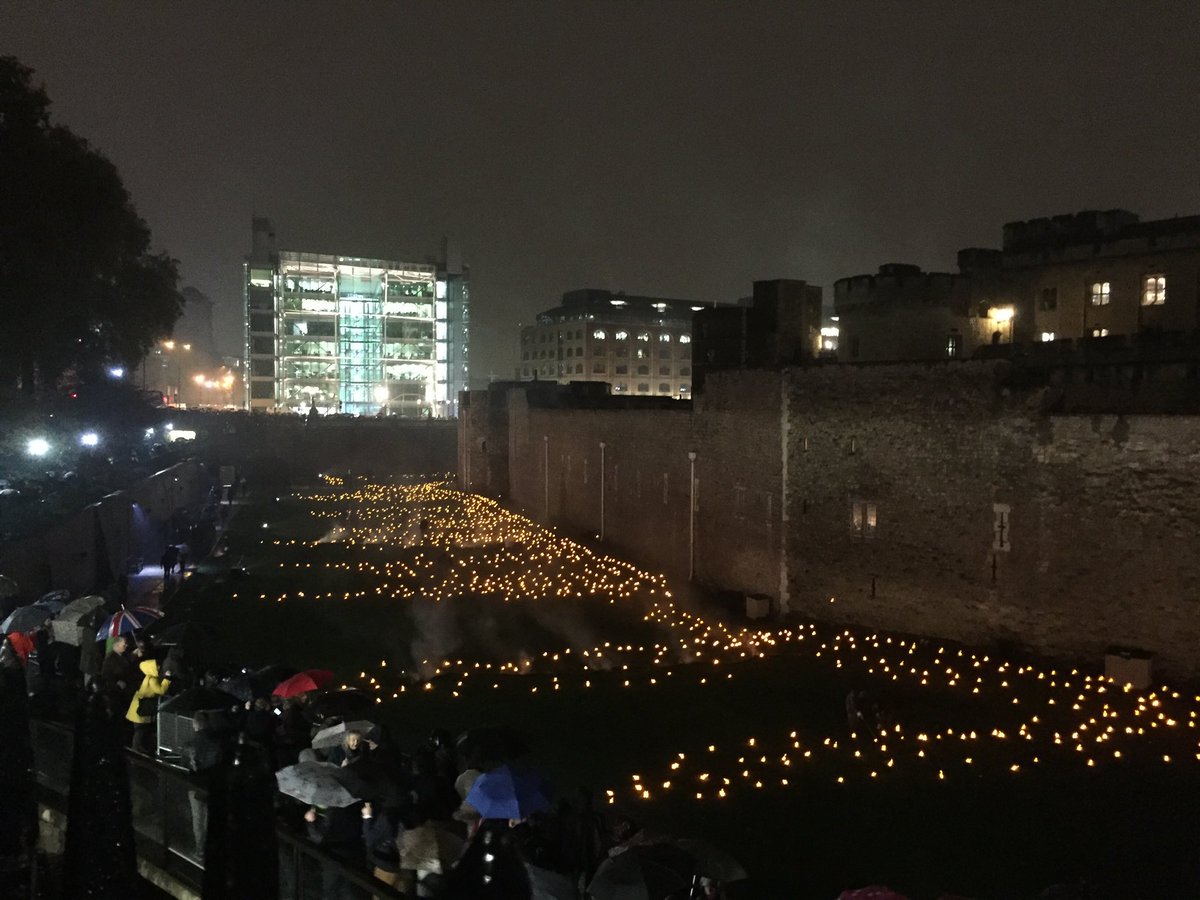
(27, 437, 50, 457)
(79, 432, 100, 448)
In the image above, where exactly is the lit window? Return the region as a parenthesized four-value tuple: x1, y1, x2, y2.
(1040, 332, 1055, 342)
(1091, 327, 1109, 338)
(946, 333, 961, 358)
(851, 500, 877, 538)
(615, 330, 629, 341)
(593, 329, 606, 340)
(659, 333, 671, 342)
(1142, 275, 1166, 306)
(679, 334, 691, 344)
(637, 332, 650, 341)
(679, 384, 691, 393)
(1090, 281, 1111, 306)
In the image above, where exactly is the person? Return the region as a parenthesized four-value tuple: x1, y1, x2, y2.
(100, 636, 137, 707)
(329, 729, 366, 767)
(161, 544, 179, 581)
(440, 821, 530, 899)
(243, 697, 278, 769)
(361, 801, 403, 887)
(126, 656, 171, 755)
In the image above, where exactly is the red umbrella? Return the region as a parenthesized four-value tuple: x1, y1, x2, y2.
(5, 631, 34, 664)
(272, 669, 335, 698)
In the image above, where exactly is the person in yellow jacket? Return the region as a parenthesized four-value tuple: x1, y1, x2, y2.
(126, 657, 171, 755)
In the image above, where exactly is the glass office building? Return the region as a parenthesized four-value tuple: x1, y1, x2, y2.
(244, 219, 468, 417)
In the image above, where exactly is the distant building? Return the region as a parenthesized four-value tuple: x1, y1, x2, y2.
(692, 279, 823, 390)
(244, 218, 469, 417)
(517, 289, 712, 399)
(835, 210, 1200, 363)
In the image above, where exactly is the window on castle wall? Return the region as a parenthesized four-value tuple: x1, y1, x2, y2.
(1091, 327, 1109, 338)
(1040, 332, 1055, 342)
(1142, 274, 1166, 306)
(1090, 281, 1111, 306)
(851, 500, 877, 538)
(946, 333, 960, 358)
(1038, 288, 1057, 311)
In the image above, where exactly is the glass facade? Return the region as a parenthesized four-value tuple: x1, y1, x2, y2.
(244, 247, 468, 417)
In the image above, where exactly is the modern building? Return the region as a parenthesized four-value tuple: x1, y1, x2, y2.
(517, 289, 712, 398)
(835, 210, 1200, 363)
(692, 279, 823, 390)
(244, 218, 468, 417)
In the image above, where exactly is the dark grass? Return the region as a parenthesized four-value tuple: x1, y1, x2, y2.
(169, 493, 1200, 899)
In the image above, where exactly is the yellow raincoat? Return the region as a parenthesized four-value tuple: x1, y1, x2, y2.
(125, 658, 171, 725)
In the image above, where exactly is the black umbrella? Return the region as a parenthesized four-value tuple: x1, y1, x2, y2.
(333, 755, 404, 803)
(160, 687, 241, 715)
(250, 664, 299, 697)
(217, 673, 255, 703)
(588, 843, 697, 900)
(309, 688, 374, 720)
(145, 618, 217, 648)
(456, 725, 530, 768)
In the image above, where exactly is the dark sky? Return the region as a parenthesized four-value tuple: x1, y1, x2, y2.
(6, 1, 1200, 383)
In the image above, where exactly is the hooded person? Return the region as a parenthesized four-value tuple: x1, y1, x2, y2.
(125, 658, 171, 755)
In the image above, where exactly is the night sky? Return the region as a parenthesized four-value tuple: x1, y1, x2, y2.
(6, 2, 1199, 384)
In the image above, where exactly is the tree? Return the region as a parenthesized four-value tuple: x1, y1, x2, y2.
(0, 56, 183, 395)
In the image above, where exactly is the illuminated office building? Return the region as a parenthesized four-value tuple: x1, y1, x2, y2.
(244, 218, 468, 416)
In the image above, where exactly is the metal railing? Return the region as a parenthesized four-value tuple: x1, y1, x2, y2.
(31, 718, 409, 900)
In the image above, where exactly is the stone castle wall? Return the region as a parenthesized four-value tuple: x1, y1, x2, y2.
(461, 364, 1200, 675)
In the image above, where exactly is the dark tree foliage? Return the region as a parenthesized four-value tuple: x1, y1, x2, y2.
(0, 56, 183, 394)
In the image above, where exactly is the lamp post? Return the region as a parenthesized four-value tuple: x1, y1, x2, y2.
(599, 441, 607, 540)
(688, 450, 697, 580)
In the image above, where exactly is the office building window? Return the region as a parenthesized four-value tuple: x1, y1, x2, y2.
(615, 364, 628, 375)
(851, 500, 877, 538)
(576, 363, 583, 373)
(679, 384, 691, 394)
(659, 366, 671, 376)
(636, 383, 650, 393)
(679, 367, 691, 376)
(1040, 332, 1055, 342)
(636, 365, 649, 375)
(659, 333, 672, 342)
(1090, 281, 1111, 306)
(636, 348, 648, 359)
(615, 330, 629, 340)
(593, 362, 606, 373)
(1142, 275, 1166, 306)
(658, 383, 671, 393)
(1038, 288, 1057, 311)
(592, 329, 606, 340)
(679, 334, 691, 344)
(637, 332, 650, 341)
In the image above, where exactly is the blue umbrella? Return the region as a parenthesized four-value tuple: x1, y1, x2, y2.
(465, 765, 552, 820)
(2, 601, 62, 634)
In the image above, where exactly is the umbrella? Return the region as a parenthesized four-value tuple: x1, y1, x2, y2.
(251, 664, 299, 696)
(673, 839, 746, 884)
(332, 755, 402, 803)
(311, 720, 379, 751)
(5, 631, 34, 665)
(456, 725, 529, 768)
(310, 688, 374, 720)
(146, 619, 216, 648)
(0, 575, 20, 600)
(275, 761, 361, 808)
(1, 602, 60, 634)
(398, 823, 464, 875)
(160, 687, 241, 715)
(217, 673, 256, 703)
(51, 596, 106, 646)
(95, 606, 162, 641)
(465, 764, 552, 821)
(272, 669, 334, 698)
(526, 863, 580, 900)
(588, 844, 697, 900)
(38, 588, 71, 605)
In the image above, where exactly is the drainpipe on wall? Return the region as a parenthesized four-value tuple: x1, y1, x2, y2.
(688, 450, 697, 580)
(599, 441, 607, 540)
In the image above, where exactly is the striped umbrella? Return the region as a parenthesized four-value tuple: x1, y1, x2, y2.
(95, 606, 162, 641)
